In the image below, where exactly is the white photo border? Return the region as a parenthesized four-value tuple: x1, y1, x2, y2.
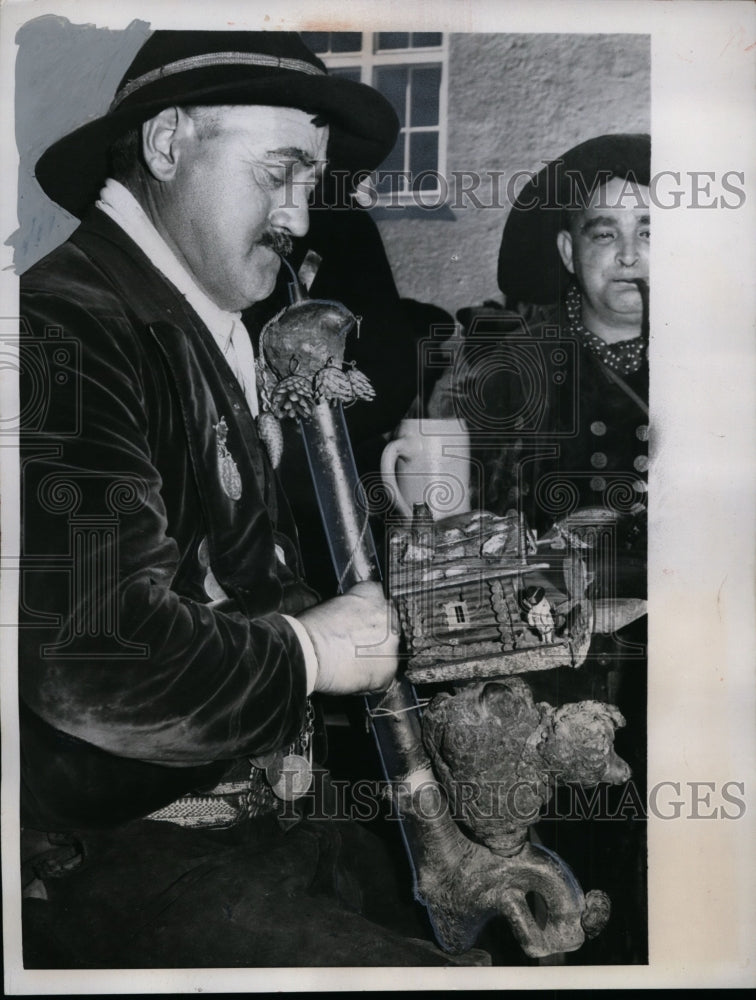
(2, 0, 754, 992)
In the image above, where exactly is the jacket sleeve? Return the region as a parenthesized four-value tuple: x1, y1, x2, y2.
(19, 288, 309, 765)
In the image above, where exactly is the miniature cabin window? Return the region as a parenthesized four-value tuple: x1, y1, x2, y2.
(443, 600, 469, 628)
(300, 31, 448, 206)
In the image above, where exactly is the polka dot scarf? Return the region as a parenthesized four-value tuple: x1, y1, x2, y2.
(565, 283, 647, 376)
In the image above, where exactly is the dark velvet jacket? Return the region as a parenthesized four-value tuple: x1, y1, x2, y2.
(19, 210, 318, 831)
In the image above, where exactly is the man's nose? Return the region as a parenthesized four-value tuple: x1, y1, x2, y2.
(616, 235, 641, 267)
(269, 183, 311, 238)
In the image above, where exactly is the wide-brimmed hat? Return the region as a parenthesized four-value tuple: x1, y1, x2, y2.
(35, 30, 400, 218)
(498, 133, 651, 305)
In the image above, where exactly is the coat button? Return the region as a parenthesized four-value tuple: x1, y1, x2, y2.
(590, 452, 608, 468)
(590, 421, 607, 436)
(634, 455, 649, 472)
(636, 424, 649, 441)
(590, 476, 606, 491)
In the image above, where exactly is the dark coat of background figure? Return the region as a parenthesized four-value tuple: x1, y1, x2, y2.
(244, 175, 425, 598)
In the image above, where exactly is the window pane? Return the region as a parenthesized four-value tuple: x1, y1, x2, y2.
(410, 132, 439, 192)
(411, 33, 442, 47)
(376, 32, 410, 50)
(329, 32, 362, 53)
(330, 66, 362, 84)
(300, 31, 361, 54)
(300, 32, 328, 53)
(374, 65, 408, 128)
(410, 65, 441, 127)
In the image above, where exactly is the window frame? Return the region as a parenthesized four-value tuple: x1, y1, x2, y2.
(309, 32, 449, 206)
(443, 600, 469, 629)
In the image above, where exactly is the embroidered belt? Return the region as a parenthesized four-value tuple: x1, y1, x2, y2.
(146, 769, 278, 829)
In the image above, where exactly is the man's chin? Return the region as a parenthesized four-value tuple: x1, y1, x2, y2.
(240, 256, 281, 309)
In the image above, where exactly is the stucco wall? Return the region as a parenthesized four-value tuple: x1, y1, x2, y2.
(375, 32, 650, 319)
(11, 16, 151, 271)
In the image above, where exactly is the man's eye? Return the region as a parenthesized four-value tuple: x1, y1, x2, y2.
(255, 161, 293, 189)
(639, 229, 650, 241)
(260, 168, 287, 189)
(591, 231, 615, 242)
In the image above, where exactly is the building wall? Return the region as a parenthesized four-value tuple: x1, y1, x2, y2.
(374, 32, 650, 320)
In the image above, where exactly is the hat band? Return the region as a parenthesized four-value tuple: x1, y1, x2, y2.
(110, 51, 327, 111)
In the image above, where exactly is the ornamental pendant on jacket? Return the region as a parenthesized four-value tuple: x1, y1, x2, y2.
(215, 416, 242, 501)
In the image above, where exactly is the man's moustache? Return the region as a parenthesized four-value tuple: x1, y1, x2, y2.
(260, 231, 294, 257)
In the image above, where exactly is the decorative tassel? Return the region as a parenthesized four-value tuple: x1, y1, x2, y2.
(257, 411, 284, 469)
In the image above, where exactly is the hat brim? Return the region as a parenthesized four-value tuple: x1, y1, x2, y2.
(35, 72, 399, 218)
(497, 133, 651, 305)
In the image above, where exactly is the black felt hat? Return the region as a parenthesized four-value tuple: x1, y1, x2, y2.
(498, 133, 651, 305)
(35, 30, 400, 218)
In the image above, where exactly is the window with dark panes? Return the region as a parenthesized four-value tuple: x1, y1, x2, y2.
(301, 31, 447, 203)
(443, 601, 469, 628)
(376, 32, 443, 50)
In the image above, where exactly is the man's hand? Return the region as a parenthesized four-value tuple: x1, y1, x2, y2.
(297, 581, 399, 695)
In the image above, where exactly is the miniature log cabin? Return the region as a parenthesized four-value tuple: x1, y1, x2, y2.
(390, 504, 593, 683)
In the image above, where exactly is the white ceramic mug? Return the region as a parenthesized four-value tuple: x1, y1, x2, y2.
(380, 417, 471, 520)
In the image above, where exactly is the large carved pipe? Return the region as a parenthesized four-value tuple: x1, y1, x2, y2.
(255, 274, 614, 958)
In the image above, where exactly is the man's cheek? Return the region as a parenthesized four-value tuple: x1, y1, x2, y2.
(576, 245, 603, 273)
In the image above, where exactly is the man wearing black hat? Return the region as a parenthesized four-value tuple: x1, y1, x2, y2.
(457, 133, 651, 543)
(430, 133, 650, 963)
(433, 134, 649, 598)
(18, 31, 474, 968)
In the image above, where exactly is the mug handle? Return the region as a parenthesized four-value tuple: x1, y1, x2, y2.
(380, 439, 413, 519)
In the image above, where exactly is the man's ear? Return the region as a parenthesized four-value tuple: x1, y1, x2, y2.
(556, 229, 575, 275)
(141, 107, 191, 182)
